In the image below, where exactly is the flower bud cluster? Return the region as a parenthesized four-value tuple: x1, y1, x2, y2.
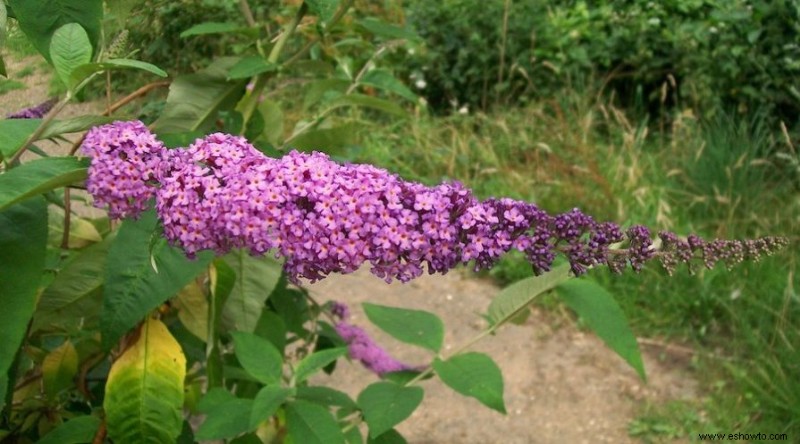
(80, 121, 788, 283)
(330, 302, 415, 376)
(7, 98, 57, 119)
(81, 120, 165, 219)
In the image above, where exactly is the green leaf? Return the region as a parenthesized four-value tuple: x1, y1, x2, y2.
(232, 331, 283, 385)
(285, 400, 345, 444)
(8, 0, 102, 63)
(345, 427, 364, 444)
(180, 22, 254, 38)
(42, 340, 78, 396)
(38, 415, 102, 444)
(367, 429, 407, 444)
(250, 386, 294, 429)
(152, 58, 247, 133)
(295, 386, 357, 409)
(50, 23, 92, 89)
(222, 251, 282, 332)
(357, 382, 423, 438)
(104, 317, 186, 444)
(328, 93, 407, 117)
(155, 131, 205, 149)
(101, 209, 213, 349)
(305, 0, 340, 23)
(288, 123, 358, 153)
(362, 303, 443, 353)
(39, 115, 118, 141)
(0, 197, 47, 379)
(557, 279, 646, 381)
(196, 398, 254, 441)
(487, 264, 571, 327)
(360, 70, 417, 102)
(70, 58, 167, 85)
(228, 56, 277, 80)
(47, 206, 102, 249)
(433, 352, 506, 413)
(259, 99, 284, 146)
(0, 156, 89, 211)
(356, 18, 419, 41)
(253, 312, 286, 356)
(294, 347, 347, 384)
(230, 434, 262, 444)
(0, 118, 43, 161)
(32, 235, 111, 334)
(303, 78, 349, 110)
(196, 387, 237, 413)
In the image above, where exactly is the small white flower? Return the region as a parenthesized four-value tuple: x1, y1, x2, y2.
(458, 106, 469, 115)
(415, 79, 427, 89)
(710, 26, 718, 34)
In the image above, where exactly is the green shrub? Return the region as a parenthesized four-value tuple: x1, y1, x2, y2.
(404, 0, 800, 122)
(122, 0, 253, 74)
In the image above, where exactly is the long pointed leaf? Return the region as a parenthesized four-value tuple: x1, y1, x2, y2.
(38, 415, 102, 444)
(50, 23, 92, 89)
(285, 400, 345, 444)
(222, 251, 281, 332)
(0, 119, 41, 160)
(362, 303, 443, 353)
(8, 0, 102, 63)
(433, 352, 505, 414)
(0, 197, 47, 379)
(152, 58, 246, 133)
(70, 59, 167, 85)
(357, 382, 423, 438)
(101, 209, 213, 349)
(487, 264, 571, 327)
(0, 156, 88, 211)
(557, 279, 647, 381)
(32, 234, 112, 334)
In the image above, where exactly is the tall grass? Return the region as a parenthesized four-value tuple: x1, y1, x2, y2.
(355, 88, 799, 439)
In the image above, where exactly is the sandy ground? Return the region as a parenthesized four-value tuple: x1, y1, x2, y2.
(309, 269, 697, 444)
(2, 53, 699, 443)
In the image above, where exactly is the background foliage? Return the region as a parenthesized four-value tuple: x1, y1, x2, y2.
(404, 0, 800, 122)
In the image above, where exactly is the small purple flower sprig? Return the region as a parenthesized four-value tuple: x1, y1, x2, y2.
(330, 302, 417, 376)
(6, 98, 58, 119)
(80, 120, 788, 283)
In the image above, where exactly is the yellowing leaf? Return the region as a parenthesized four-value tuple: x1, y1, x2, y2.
(42, 340, 78, 397)
(175, 280, 209, 342)
(104, 317, 186, 444)
(48, 206, 102, 248)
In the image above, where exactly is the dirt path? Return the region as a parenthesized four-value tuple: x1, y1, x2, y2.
(2, 52, 698, 444)
(309, 269, 697, 444)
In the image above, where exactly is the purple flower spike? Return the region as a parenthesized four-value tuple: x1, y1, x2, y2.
(80, 121, 789, 281)
(331, 302, 416, 376)
(6, 98, 57, 119)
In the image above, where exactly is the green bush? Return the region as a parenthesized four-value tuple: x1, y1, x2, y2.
(122, 0, 252, 74)
(404, 0, 800, 122)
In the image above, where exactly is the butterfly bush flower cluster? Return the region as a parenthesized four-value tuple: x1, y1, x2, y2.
(80, 121, 788, 283)
(6, 98, 57, 119)
(330, 302, 415, 376)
